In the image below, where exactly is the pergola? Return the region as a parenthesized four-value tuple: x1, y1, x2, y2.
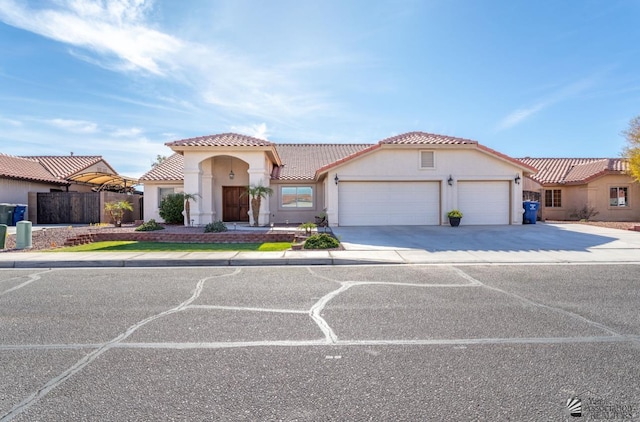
(67, 172, 140, 192)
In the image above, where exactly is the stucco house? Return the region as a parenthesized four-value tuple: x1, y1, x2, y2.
(519, 157, 639, 222)
(0, 153, 141, 223)
(140, 131, 536, 226)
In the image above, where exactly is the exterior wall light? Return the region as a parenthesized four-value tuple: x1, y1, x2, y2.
(334, 174, 339, 185)
(515, 174, 521, 184)
(229, 157, 235, 180)
(447, 175, 453, 186)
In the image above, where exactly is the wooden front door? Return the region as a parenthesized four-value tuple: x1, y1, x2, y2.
(222, 187, 249, 222)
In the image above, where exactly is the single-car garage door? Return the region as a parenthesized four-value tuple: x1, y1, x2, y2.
(339, 181, 440, 226)
(457, 181, 510, 225)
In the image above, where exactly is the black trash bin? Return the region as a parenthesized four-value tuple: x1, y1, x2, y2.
(0, 204, 15, 226)
(12, 205, 27, 225)
(523, 201, 539, 224)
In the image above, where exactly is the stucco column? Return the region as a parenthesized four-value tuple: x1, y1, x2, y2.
(248, 169, 271, 226)
(200, 159, 215, 225)
(513, 176, 523, 225)
(327, 173, 339, 226)
(183, 161, 203, 226)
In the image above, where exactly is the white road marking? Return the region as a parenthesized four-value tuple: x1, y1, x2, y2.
(452, 267, 624, 337)
(0, 269, 228, 422)
(310, 284, 351, 343)
(1, 264, 636, 421)
(0, 270, 51, 296)
(186, 305, 308, 314)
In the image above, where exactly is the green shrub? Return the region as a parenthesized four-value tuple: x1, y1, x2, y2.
(135, 219, 165, 232)
(204, 221, 228, 233)
(303, 233, 339, 249)
(159, 193, 184, 224)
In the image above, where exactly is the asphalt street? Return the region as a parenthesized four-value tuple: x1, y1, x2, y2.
(1, 265, 639, 421)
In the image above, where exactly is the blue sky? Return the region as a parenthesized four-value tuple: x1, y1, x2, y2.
(1, 0, 639, 178)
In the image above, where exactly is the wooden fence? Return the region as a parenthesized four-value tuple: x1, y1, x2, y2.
(36, 192, 142, 224)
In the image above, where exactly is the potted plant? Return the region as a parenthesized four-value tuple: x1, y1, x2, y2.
(447, 209, 463, 227)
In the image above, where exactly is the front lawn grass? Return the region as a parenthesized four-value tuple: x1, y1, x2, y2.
(55, 241, 292, 252)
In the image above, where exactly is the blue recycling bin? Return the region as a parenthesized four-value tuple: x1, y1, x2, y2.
(12, 205, 27, 225)
(523, 201, 539, 224)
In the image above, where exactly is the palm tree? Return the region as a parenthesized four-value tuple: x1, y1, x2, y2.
(181, 193, 200, 226)
(104, 200, 134, 227)
(243, 184, 273, 226)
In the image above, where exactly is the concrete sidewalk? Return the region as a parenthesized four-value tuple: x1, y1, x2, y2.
(1, 223, 639, 268)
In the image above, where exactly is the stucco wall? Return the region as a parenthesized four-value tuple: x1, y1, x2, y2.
(324, 146, 526, 225)
(268, 181, 325, 225)
(590, 175, 640, 221)
(540, 175, 639, 221)
(101, 192, 142, 223)
(142, 181, 184, 222)
(0, 178, 62, 204)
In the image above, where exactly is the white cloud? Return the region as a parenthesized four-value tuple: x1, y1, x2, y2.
(111, 127, 143, 137)
(0, 0, 342, 123)
(0, 115, 22, 126)
(496, 75, 599, 131)
(230, 123, 270, 140)
(47, 118, 99, 133)
(0, 0, 181, 75)
(496, 103, 547, 131)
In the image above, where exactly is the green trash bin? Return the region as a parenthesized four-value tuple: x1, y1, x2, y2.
(16, 221, 32, 249)
(0, 224, 6, 249)
(0, 204, 13, 226)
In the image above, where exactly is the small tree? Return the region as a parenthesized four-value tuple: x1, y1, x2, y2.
(104, 200, 133, 227)
(182, 193, 200, 226)
(622, 115, 640, 182)
(151, 155, 168, 168)
(243, 184, 274, 226)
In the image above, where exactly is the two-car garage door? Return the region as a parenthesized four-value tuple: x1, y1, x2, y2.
(338, 180, 511, 226)
(339, 181, 440, 226)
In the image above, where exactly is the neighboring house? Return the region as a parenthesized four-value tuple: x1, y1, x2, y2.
(519, 158, 639, 222)
(140, 132, 536, 226)
(0, 153, 70, 207)
(0, 153, 141, 224)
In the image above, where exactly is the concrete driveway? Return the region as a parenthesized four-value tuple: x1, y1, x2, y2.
(331, 222, 640, 252)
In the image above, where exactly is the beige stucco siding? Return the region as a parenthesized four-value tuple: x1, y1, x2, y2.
(268, 181, 325, 224)
(325, 147, 525, 225)
(0, 178, 61, 204)
(142, 181, 184, 222)
(539, 175, 639, 221)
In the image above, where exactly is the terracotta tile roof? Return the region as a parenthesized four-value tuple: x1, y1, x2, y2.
(139, 153, 184, 181)
(0, 154, 67, 184)
(166, 133, 274, 147)
(145, 132, 537, 182)
(379, 131, 477, 145)
(274, 144, 372, 180)
(519, 157, 628, 185)
(21, 155, 107, 178)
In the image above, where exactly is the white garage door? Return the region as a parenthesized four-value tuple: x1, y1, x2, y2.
(457, 181, 510, 225)
(339, 181, 440, 226)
